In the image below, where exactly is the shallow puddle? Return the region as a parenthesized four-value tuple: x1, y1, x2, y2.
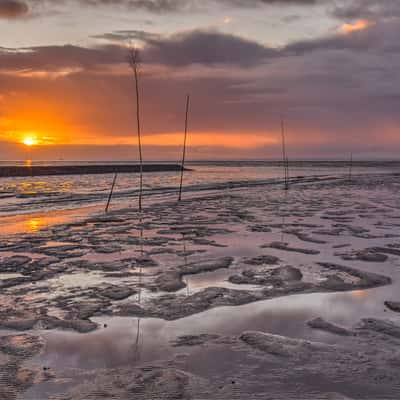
(26, 283, 400, 379)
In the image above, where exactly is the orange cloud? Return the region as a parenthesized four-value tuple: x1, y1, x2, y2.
(340, 19, 375, 34)
(0, 67, 83, 79)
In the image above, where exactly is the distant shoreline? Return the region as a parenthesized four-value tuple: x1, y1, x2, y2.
(0, 164, 187, 178)
(1, 160, 400, 166)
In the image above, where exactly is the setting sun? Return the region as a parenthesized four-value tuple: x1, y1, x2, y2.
(22, 136, 39, 146)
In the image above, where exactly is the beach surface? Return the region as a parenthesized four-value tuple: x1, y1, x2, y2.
(1, 166, 400, 399)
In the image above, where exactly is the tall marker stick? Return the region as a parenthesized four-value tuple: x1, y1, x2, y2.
(280, 117, 289, 190)
(178, 95, 190, 202)
(349, 152, 353, 181)
(129, 47, 144, 211)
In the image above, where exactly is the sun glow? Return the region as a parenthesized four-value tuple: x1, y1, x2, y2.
(22, 136, 39, 146)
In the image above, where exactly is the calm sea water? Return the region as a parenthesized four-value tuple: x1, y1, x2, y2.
(0, 160, 399, 216)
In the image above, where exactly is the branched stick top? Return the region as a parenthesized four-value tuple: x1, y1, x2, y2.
(128, 45, 140, 72)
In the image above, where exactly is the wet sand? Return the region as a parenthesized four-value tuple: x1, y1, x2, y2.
(1, 173, 400, 399)
(0, 206, 102, 235)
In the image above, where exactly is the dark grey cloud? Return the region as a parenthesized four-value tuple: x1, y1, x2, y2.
(0, 0, 29, 18)
(0, 44, 125, 70)
(1, 16, 396, 73)
(222, 0, 316, 5)
(82, 0, 319, 10)
(93, 17, 399, 69)
(83, 0, 188, 12)
(1, 30, 276, 70)
(143, 30, 276, 67)
(92, 30, 160, 43)
(285, 19, 400, 55)
(331, 0, 400, 21)
(25, 0, 319, 15)
(2, 12, 396, 72)
(331, 1, 372, 20)
(3, 0, 324, 21)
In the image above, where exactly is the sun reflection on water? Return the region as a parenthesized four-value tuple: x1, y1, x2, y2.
(27, 218, 43, 232)
(352, 290, 369, 298)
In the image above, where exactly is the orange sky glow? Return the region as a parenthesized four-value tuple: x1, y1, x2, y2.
(11, 130, 279, 148)
(340, 19, 375, 34)
(1, 0, 399, 160)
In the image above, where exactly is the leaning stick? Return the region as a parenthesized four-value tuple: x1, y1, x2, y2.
(105, 173, 118, 213)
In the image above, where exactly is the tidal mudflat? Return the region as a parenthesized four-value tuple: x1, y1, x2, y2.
(2, 173, 400, 399)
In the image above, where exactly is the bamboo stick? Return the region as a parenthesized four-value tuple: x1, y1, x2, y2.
(105, 173, 118, 213)
(129, 47, 144, 211)
(280, 117, 289, 190)
(286, 156, 289, 188)
(349, 152, 353, 181)
(178, 94, 190, 202)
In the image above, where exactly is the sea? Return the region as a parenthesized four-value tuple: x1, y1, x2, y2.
(0, 160, 399, 217)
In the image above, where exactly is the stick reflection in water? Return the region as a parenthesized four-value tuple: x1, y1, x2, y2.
(133, 212, 144, 362)
(280, 117, 289, 191)
(182, 233, 190, 296)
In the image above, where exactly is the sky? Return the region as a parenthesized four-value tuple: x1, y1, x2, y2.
(0, 0, 399, 160)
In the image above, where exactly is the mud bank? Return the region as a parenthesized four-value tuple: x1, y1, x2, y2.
(1, 173, 400, 398)
(0, 164, 187, 178)
(26, 316, 400, 399)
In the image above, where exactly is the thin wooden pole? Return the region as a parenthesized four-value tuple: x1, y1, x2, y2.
(286, 156, 289, 188)
(281, 117, 289, 190)
(178, 94, 190, 202)
(129, 47, 143, 212)
(105, 173, 118, 213)
(349, 152, 353, 181)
